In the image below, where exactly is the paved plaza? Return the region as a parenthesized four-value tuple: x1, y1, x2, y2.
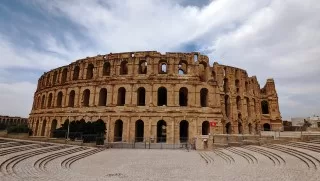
(1, 139, 320, 181)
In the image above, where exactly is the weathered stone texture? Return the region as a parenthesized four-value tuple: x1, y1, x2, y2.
(28, 51, 282, 143)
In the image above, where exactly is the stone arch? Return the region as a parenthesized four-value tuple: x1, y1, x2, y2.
(47, 93, 53, 108)
(61, 68, 68, 83)
(41, 120, 47, 136)
(248, 123, 252, 134)
(245, 81, 249, 92)
(139, 60, 147, 74)
(159, 60, 167, 74)
(157, 120, 167, 143)
(68, 90, 76, 107)
(86, 63, 94, 79)
(261, 100, 269, 114)
(41, 95, 46, 109)
(103, 62, 111, 76)
(56, 91, 63, 107)
(98, 88, 107, 106)
(178, 60, 188, 74)
(83, 89, 90, 107)
(135, 120, 144, 142)
(53, 71, 58, 84)
(246, 97, 251, 117)
(50, 119, 57, 137)
(73, 65, 80, 80)
(179, 87, 188, 106)
(37, 96, 41, 109)
(114, 119, 123, 142)
(224, 95, 230, 118)
(263, 123, 271, 131)
(223, 78, 229, 92)
(202, 121, 210, 135)
(236, 96, 241, 110)
(34, 119, 39, 136)
(199, 62, 207, 82)
(238, 122, 243, 134)
(225, 122, 231, 134)
(235, 79, 240, 93)
(117, 87, 126, 106)
(200, 88, 208, 107)
(180, 120, 189, 143)
(120, 60, 128, 75)
(137, 87, 146, 106)
(157, 87, 167, 106)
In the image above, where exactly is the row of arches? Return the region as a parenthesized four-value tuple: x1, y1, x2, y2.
(39, 57, 208, 90)
(35, 87, 210, 109)
(0, 118, 28, 125)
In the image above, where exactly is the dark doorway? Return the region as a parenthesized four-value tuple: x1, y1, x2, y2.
(50, 119, 57, 137)
(226, 122, 231, 134)
(86, 64, 94, 79)
(238, 122, 243, 134)
(83, 89, 90, 107)
(103, 62, 111, 76)
(157, 87, 167, 106)
(114, 120, 123, 142)
(248, 123, 252, 134)
(98, 88, 107, 106)
(202, 121, 210, 135)
(137, 87, 146, 106)
(179, 87, 188, 106)
(263, 123, 271, 131)
(73, 66, 80, 80)
(41, 120, 47, 136)
(157, 120, 167, 143)
(200, 88, 208, 107)
(180, 120, 189, 143)
(61, 68, 68, 83)
(135, 120, 144, 142)
(57, 92, 63, 107)
(68, 90, 75, 107)
(120, 61, 128, 75)
(34, 120, 39, 136)
(117, 87, 126, 106)
(261, 100, 269, 114)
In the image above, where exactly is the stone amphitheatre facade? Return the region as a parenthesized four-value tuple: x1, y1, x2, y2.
(28, 51, 282, 143)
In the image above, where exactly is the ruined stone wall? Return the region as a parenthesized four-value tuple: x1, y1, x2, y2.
(28, 51, 282, 143)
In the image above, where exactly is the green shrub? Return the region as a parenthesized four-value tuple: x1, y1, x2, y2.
(7, 124, 31, 134)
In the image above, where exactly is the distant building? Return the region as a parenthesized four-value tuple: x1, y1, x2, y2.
(0, 115, 28, 126)
(291, 116, 320, 128)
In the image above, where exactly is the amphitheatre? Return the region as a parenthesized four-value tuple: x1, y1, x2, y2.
(1, 51, 320, 180)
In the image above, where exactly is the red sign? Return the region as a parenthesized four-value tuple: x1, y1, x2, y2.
(210, 121, 217, 127)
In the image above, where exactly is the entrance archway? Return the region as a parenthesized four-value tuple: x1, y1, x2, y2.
(157, 120, 167, 143)
(238, 122, 243, 134)
(248, 123, 252, 134)
(180, 120, 189, 143)
(34, 120, 39, 136)
(135, 120, 144, 142)
(114, 120, 123, 142)
(226, 122, 231, 134)
(202, 121, 210, 135)
(50, 119, 57, 137)
(263, 123, 271, 131)
(41, 120, 47, 136)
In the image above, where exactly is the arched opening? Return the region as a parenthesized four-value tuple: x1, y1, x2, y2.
(253, 99, 256, 115)
(200, 88, 208, 107)
(248, 123, 252, 134)
(238, 122, 243, 134)
(68, 90, 75, 107)
(61, 68, 68, 83)
(114, 120, 123, 142)
(157, 87, 167, 106)
(86, 64, 94, 79)
(224, 95, 230, 118)
(261, 100, 269, 114)
(139, 60, 147, 74)
(159, 61, 167, 74)
(137, 87, 146, 106)
(246, 98, 251, 117)
(245, 81, 249, 92)
(103, 62, 111, 76)
(226, 122, 231, 134)
(235, 79, 240, 93)
(50, 119, 57, 137)
(98, 88, 107, 106)
(53, 71, 58, 84)
(41, 95, 46, 109)
(180, 120, 189, 142)
(34, 120, 39, 136)
(41, 120, 46, 136)
(135, 120, 144, 142)
(57, 92, 63, 107)
(37, 96, 41, 109)
(202, 121, 210, 135)
(178, 60, 187, 75)
(223, 78, 229, 92)
(157, 120, 167, 143)
(46, 75, 50, 86)
(120, 61, 128, 75)
(47, 93, 52, 108)
(73, 66, 80, 80)
(117, 87, 126, 106)
(236, 96, 241, 110)
(263, 123, 271, 131)
(179, 87, 188, 106)
(199, 62, 207, 82)
(212, 71, 216, 81)
(83, 89, 90, 107)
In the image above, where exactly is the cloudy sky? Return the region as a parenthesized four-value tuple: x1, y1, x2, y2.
(0, 0, 319, 120)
